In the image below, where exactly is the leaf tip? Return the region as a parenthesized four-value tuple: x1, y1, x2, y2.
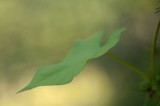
(16, 85, 33, 94)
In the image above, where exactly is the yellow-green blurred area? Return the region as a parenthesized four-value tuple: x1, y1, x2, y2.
(0, 0, 159, 106)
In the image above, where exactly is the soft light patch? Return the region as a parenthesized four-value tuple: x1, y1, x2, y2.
(0, 63, 114, 106)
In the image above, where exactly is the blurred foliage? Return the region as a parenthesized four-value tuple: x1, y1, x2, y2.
(0, 0, 158, 106)
(0, 0, 155, 80)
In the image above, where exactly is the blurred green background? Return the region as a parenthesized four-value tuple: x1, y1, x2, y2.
(0, 0, 159, 106)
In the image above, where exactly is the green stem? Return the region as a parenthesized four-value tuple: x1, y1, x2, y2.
(106, 52, 149, 81)
(151, 18, 160, 86)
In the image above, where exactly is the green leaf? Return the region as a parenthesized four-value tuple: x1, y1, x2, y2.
(18, 27, 126, 93)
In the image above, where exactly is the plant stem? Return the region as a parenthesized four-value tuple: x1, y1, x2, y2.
(106, 52, 149, 81)
(151, 18, 160, 86)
